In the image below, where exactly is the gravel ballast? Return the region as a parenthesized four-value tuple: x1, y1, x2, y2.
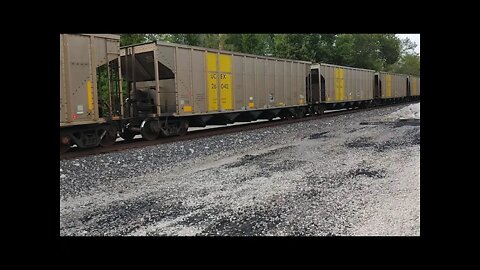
(60, 103, 420, 236)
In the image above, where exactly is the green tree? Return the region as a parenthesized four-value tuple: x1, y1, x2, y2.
(224, 34, 243, 51)
(266, 34, 334, 62)
(118, 33, 410, 73)
(378, 34, 401, 65)
(331, 34, 401, 71)
(166, 34, 202, 46)
(144, 34, 169, 42)
(264, 34, 276, 56)
(273, 34, 289, 58)
(332, 34, 355, 66)
(394, 54, 420, 76)
(273, 34, 312, 61)
(199, 34, 221, 49)
(317, 34, 337, 63)
(120, 34, 146, 46)
(400, 37, 418, 55)
(241, 34, 267, 54)
(223, 34, 270, 55)
(393, 37, 420, 76)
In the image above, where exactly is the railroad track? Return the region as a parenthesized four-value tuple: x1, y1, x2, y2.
(60, 102, 417, 160)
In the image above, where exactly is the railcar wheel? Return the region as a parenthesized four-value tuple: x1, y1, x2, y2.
(120, 130, 136, 141)
(317, 106, 325, 115)
(141, 119, 161, 141)
(178, 121, 189, 136)
(60, 144, 69, 154)
(100, 125, 118, 147)
(60, 134, 70, 154)
(295, 109, 305, 118)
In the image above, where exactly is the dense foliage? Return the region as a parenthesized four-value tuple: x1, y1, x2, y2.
(120, 33, 419, 75)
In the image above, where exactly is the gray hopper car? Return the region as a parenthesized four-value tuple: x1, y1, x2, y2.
(121, 41, 311, 116)
(376, 71, 409, 100)
(409, 76, 420, 97)
(118, 41, 311, 140)
(60, 34, 122, 152)
(310, 63, 375, 110)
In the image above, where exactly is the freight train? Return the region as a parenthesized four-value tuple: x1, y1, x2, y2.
(60, 34, 420, 153)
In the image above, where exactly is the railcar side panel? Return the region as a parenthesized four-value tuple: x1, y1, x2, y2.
(378, 72, 408, 99)
(314, 63, 375, 103)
